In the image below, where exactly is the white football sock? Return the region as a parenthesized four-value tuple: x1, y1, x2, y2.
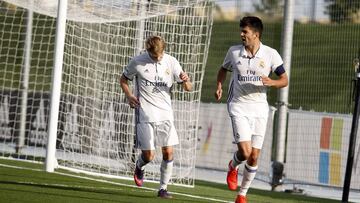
(159, 159, 173, 190)
(238, 163, 258, 196)
(136, 154, 148, 170)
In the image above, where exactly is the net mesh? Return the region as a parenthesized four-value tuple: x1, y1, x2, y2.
(0, 0, 214, 187)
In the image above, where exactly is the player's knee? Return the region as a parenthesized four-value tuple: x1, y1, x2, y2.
(247, 152, 259, 165)
(162, 152, 173, 161)
(238, 149, 251, 160)
(142, 151, 155, 162)
(161, 146, 174, 161)
(148, 154, 156, 162)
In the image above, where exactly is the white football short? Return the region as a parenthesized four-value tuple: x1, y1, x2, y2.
(135, 120, 179, 150)
(230, 116, 268, 149)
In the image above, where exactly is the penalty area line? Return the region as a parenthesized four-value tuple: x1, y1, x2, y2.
(0, 163, 232, 203)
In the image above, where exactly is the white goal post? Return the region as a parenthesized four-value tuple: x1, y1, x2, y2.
(0, 0, 213, 187)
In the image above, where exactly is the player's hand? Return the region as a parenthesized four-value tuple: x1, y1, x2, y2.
(127, 95, 140, 108)
(179, 72, 189, 82)
(261, 75, 273, 86)
(214, 88, 222, 101)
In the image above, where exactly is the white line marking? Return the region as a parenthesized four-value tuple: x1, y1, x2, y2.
(0, 163, 232, 203)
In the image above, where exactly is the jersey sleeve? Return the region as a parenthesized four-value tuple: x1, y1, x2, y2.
(271, 49, 285, 76)
(221, 48, 233, 71)
(173, 58, 184, 83)
(122, 59, 137, 81)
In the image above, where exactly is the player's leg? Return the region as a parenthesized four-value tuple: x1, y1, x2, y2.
(236, 117, 267, 202)
(158, 146, 174, 198)
(227, 116, 252, 191)
(136, 150, 156, 170)
(134, 150, 155, 186)
(156, 120, 179, 198)
(134, 122, 156, 187)
(232, 141, 252, 203)
(238, 147, 260, 197)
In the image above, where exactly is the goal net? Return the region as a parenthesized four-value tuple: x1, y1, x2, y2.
(0, 0, 213, 187)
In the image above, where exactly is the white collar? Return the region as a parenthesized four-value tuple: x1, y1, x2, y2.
(240, 43, 264, 58)
(146, 52, 163, 65)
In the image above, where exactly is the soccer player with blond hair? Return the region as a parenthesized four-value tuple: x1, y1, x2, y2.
(120, 35, 192, 198)
(215, 16, 288, 203)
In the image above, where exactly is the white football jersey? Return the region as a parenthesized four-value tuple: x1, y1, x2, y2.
(222, 43, 284, 117)
(123, 52, 183, 123)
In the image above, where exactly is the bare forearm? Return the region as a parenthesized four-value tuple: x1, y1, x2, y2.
(272, 73, 288, 88)
(272, 80, 287, 88)
(216, 67, 227, 89)
(214, 67, 227, 101)
(120, 75, 140, 108)
(261, 73, 288, 88)
(183, 81, 192, 91)
(179, 71, 192, 91)
(120, 75, 133, 97)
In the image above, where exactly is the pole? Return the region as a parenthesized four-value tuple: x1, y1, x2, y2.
(342, 54, 360, 203)
(17, 0, 34, 152)
(272, 0, 295, 190)
(135, 0, 147, 55)
(45, 0, 68, 172)
(131, 0, 148, 164)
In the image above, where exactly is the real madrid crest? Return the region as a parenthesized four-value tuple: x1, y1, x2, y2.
(165, 68, 170, 75)
(259, 60, 265, 68)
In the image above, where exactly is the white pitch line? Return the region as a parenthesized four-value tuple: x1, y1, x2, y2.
(0, 163, 43, 171)
(0, 163, 232, 203)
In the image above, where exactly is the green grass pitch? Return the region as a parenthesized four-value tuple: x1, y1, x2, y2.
(0, 159, 339, 203)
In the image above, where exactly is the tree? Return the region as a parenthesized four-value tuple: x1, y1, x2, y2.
(253, 0, 284, 17)
(325, 0, 360, 23)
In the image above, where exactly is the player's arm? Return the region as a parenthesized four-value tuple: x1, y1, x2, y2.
(262, 51, 289, 88)
(120, 75, 140, 108)
(215, 67, 227, 101)
(261, 72, 288, 88)
(179, 72, 192, 91)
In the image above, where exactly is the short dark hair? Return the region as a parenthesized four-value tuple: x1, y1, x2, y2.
(239, 16, 263, 38)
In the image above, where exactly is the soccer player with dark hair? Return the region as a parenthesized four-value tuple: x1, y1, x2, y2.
(120, 35, 192, 198)
(214, 16, 288, 203)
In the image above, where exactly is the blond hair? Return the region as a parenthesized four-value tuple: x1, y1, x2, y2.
(145, 36, 166, 54)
